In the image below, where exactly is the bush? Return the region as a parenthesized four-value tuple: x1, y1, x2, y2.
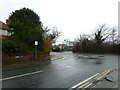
(2, 39, 22, 54)
(72, 41, 119, 54)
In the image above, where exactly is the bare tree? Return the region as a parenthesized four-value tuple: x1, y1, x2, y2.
(43, 26, 62, 44)
(49, 27, 62, 43)
(109, 27, 119, 45)
(109, 27, 117, 44)
(94, 24, 111, 45)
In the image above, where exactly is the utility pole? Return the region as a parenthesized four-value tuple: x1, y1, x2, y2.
(80, 35, 82, 53)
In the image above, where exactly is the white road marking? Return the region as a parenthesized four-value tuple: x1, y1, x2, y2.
(0, 70, 43, 81)
(70, 73, 99, 89)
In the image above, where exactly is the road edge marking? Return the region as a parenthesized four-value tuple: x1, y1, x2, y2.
(94, 69, 109, 79)
(97, 70, 110, 80)
(70, 73, 99, 89)
(78, 82, 90, 89)
(83, 82, 92, 89)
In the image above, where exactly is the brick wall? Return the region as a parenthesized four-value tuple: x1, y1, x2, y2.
(2, 52, 50, 64)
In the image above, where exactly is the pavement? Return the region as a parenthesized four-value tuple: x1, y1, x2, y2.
(92, 68, 118, 89)
(69, 68, 118, 90)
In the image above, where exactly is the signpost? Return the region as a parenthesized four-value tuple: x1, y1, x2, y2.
(35, 41, 38, 59)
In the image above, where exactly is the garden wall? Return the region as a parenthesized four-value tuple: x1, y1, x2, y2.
(2, 52, 50, 65)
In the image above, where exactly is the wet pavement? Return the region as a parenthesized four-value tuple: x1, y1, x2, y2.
(1, 51, 118, 88)
(93, 68, 118, 88)
(69, 67, 118, 90)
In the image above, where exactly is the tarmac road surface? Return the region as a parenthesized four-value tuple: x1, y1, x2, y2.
(1, 51, 118, 88)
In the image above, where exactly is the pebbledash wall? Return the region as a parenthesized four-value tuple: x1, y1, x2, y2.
(2, 52, 50, 64)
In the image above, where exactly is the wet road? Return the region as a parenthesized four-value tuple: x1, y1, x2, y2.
(2, 52, 118, 88)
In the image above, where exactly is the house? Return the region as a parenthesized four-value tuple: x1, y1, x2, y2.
(0, 21, 11, 39)
(58, 44, 67, 50)
(52, 41, 75, 52)
(62, 40, 74, 50)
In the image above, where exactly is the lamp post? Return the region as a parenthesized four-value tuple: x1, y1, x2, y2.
(35, 41, 38, 59)
(80, 35, 82, 54)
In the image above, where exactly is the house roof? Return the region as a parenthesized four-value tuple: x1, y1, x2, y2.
(0, 21, 8, 29)
(58, 44, 67, 46)
(0, 21, 11, 37)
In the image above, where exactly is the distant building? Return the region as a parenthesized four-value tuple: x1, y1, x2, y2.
(0, 21, 11, 38)
(62, 40, 74, 50)
(58, 44, 67, 50)
(52, 40, 75, 52)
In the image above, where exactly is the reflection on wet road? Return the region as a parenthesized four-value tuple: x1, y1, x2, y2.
(2, 52, 118, 88)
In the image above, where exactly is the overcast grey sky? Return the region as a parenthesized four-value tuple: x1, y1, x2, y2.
(0, 0, 119, 43)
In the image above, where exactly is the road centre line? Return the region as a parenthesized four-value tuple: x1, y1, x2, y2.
(0, 70, 43, 81)
(70, 73, 99, 89)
